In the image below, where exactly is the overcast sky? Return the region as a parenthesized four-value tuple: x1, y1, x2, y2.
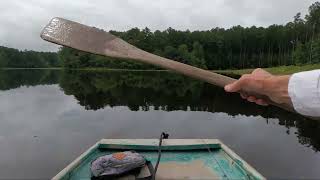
(0, 0, 318, 52)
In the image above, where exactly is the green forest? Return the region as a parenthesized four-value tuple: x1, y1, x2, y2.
(1, 2, 320, 70)
(0, 46, 59, 68)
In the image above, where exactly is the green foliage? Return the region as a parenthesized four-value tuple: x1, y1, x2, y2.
(293, 42, 308, 65)
(177, 44, 190, 63)
(0, 46, 60, 68)
(0, 51, 8, 67)
(192, 42, 205, 60)
(58, 47, 156, 69)
(311, 37, 320, 63)
(163, 46, 178, 59)
(306, 2, 320, 33)
(191, 42, 207, 69)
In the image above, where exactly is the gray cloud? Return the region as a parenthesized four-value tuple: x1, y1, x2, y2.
(0, 0, 317, 51)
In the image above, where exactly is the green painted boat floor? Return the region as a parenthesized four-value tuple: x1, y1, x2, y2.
(68, 148, 252, 180)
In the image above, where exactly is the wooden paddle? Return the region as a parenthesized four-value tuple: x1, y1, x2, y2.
(40, 17, 295, 113)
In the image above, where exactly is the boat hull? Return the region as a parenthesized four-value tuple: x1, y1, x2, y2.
(53, 139, 265, 180)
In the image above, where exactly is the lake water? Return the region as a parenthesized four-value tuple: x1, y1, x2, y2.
(0, 69, 320, 179)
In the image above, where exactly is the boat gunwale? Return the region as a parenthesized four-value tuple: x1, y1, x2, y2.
(98, 139, 221, 150)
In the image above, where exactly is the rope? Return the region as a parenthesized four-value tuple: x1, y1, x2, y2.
(152, 132, 169, 180)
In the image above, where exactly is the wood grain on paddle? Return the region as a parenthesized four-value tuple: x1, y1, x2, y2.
(40, 17, 295, 113)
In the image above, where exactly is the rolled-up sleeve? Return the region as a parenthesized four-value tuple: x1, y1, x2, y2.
(288, 70, 320, 117)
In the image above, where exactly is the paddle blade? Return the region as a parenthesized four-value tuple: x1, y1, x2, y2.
(40, 17, 133, 58)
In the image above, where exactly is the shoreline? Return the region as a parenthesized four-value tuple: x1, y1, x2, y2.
(1, 64, 320, 75)
(0, 67, 168, 72)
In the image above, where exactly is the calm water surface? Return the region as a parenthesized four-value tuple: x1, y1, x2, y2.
(0, 69, 320, 179)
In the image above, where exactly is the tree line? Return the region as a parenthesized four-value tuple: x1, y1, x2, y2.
(1, 2, 320, 70)
(0, 46, 60, 68)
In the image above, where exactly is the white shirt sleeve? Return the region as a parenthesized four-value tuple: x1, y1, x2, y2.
(288, 70, 320, 117)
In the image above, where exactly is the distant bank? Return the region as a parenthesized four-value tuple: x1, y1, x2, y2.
(2, 64, 320, 76)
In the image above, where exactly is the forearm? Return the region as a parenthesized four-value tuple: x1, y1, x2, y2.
(263, 75, 292, 106)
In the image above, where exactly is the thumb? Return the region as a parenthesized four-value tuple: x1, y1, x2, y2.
(224, 80, 243, 92)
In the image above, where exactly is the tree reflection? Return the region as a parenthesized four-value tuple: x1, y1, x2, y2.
(59, 70, 320, 151)
(0, 69, 60, 90)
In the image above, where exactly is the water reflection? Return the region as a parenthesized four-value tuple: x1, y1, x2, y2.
(0, 69, 319, 152)
(0, 69, 60, 90)
(59, 70, 289, 116)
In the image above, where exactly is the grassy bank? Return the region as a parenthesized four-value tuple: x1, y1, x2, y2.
(214, 64, 320, 75)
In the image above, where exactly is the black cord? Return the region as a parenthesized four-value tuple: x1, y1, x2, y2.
(152, 132, 169, 180)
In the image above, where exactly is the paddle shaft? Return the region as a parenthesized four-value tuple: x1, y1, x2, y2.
(123, 47, 236, 87)
(111, 44, 295, 113)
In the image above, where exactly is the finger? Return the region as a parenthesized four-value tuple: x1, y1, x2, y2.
(252, 68, 272, 77)
(256, 99, 269, 106)
(225, 82, 237, 92)
(240, 93, 248, 99)
(247, 96, 256, 102)
(224, 77, 247, 92)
